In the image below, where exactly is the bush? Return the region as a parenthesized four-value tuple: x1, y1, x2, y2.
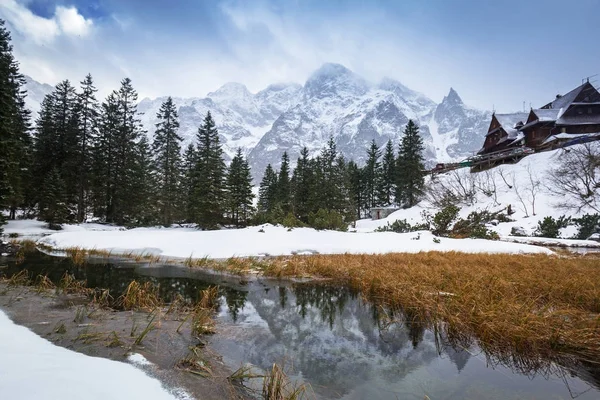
(308, 209, 348, 231)
(571, 214, 600, 240)
(451, 210, 501, 240)
(430, 205, 460, 236)
(375, 219, 412, 233)
(282, 212, 305, 228)
(534, 215, 571, 238)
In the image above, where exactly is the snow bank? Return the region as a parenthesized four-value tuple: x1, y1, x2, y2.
(38, 225, 551, 258)
(3, 219, 125, 239)
(0, 310, 187, 400)
(356, 145, 598, 240)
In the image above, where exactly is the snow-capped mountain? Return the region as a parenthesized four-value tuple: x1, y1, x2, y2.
(23, 76, 54, 118)
(23, 64, 491, 177)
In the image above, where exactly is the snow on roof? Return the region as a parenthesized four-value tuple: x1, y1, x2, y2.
(493, 113, 528, 137)
(542, 82, 599, 110)
(541, 132, 600, 145)
(508, 132, 525, 145)
(532, 108, 560, 121)
(556, 113, 600, 125)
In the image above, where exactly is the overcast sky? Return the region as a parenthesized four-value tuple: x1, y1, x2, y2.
(1, 0, 599, 112)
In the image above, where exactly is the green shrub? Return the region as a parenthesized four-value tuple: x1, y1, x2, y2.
(451, 210, 500, 240)
(282, 212, 305, 228)
(534, 215, 571, 238)
(308, 209, 348, 231)
(431, 205, 460, 236)
(571, 214, 600, 240)
(375, 219, 413, 233)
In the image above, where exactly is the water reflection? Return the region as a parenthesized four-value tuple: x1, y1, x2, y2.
(2, 252, 600, 399)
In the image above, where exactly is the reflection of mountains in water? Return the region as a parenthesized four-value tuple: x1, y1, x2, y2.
(215, 283, 472, 398)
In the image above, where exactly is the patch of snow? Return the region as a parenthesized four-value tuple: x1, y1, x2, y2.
(0, 310, 188, 400)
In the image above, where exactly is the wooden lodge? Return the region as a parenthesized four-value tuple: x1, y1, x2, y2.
(479, 81, 600, 156)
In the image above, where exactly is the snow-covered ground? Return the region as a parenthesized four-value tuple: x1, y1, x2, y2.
(35, 224, 551, 258)
(357, 145, 600, 243)
(0, 310, 188, 400)
(3, 219, 125, 240)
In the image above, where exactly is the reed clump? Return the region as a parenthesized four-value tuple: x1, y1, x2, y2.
(262, 252, 600, 361)
(190, 286, 220, 336)
(117, 281, 162, 311)
(57, 272, 90, 295)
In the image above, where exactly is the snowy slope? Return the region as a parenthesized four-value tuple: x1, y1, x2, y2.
(356, 144, 598, 240)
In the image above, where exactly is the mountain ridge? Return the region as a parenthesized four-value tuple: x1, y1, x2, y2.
(23, 65, 491, 179)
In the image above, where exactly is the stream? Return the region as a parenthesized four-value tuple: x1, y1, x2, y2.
(1, 252, 599, 400)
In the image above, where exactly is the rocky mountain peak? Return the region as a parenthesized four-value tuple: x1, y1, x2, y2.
(207, 82, 252, 100)
(304, 63, 369, 99)
(442, 87, 463, 106)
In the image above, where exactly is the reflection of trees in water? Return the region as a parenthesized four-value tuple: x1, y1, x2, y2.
(292, 283, 356, 328)
(225, 290, 247, 322)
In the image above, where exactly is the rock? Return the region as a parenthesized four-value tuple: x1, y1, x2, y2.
(510, 226, 528, 237)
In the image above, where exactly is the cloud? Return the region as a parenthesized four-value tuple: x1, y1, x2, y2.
(55, 6, 93, 37)
(0, 1, 93, 44)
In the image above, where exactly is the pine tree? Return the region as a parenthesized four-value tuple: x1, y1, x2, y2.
(380, 139, 396, 206)
(52, 80, 79, 215)
(396, 120, 425, 207)
(363, 140, 382, 210)
(226, 148, 254, 227)
(276, 151, 291, 213)
(152, 97, 182, 226)
(39, 168, 68, 226)
(75, 74, 99, 221)
(91, 79, 145, 224)
(291, 147, 313, 222)
(258, 164, 278, 215)
(131, 135, 158, 225)
(0, 19, 31, 223)
(192, 111, 226, 229)
(181, 144, 197, 222)
(347, 160, 363, 219)
(0, 19, 21, 230)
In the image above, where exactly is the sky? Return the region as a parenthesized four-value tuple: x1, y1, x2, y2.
(1, 0, 599, 112)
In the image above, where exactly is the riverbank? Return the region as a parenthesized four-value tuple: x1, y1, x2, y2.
(0, 281, 246, 400)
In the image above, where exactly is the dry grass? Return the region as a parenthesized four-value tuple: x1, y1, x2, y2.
(259, 252, 600, 362)
(262, 363, 309, 400)
(65, 247, 87, 265)
(189, 286, 220, 336)
(117, 281, 162, 311)
(57, 272, 90, 295)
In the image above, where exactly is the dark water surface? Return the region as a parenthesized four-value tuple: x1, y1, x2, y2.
(2, 252, 599, 400)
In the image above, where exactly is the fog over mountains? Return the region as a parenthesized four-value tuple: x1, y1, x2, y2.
(24, 63, 491, 179)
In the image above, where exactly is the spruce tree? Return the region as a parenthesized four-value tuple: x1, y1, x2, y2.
(192, 111, 226, 229)
(39, 168, 68, 226)
(381, 139, 396, 206)
(181, 144, 197, 222)
(291, 147, 313, 222)
(257, 164, 278, 215)
(132, 135, 158, 225)
(276, 151, 291, 213)
(347, 160, 363, 220)
(226, 148, 254, 227)
(396, 120, 425, 207)
(75, 74, 99, 221)
(363, 140, 382, 210)
(152, 97, 182, 226)
(0, 19, 31, 224)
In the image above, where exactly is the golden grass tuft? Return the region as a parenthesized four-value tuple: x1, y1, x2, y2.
(65, 247, 87, 265)
(57, 272, 90, 295)
(261, 251, 600, 362)
(118, 281, 162, 311)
